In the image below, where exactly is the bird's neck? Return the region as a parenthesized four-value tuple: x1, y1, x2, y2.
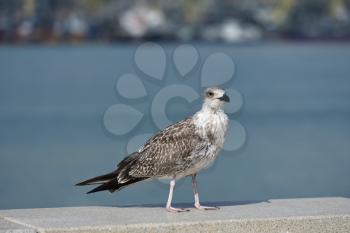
(200, 103, 224, 114)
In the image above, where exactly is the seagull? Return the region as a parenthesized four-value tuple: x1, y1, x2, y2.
(76, 86, 230, 212)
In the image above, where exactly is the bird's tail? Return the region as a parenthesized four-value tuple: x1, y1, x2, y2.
(75, 171, 118, 186)
(75, 152, 147, 194)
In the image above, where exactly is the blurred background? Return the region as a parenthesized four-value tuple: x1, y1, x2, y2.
(1, 0, 350, 43)
(0, 0, 350, 209)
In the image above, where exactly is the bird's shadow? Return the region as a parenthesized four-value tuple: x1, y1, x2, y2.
(106, 200, 270, 209)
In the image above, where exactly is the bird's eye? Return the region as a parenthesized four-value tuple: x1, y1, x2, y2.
(207, 91, 214, 97)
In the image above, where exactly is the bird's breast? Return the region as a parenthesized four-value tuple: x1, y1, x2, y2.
(194, 110, 229, 148)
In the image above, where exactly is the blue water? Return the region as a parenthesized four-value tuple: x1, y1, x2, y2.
(0, 43, 350, 209)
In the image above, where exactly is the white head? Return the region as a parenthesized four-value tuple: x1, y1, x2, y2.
(203, 86, 230, 111)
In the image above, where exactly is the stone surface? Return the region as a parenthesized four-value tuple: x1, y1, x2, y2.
(0, 197, 350, 233)
(0, 218, 35, 233)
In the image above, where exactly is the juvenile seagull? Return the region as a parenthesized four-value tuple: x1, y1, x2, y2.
(76, 87, 230, 212)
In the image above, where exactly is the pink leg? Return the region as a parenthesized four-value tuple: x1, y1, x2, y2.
(166, 178, 188, 212)
(192, 174, 219, 210)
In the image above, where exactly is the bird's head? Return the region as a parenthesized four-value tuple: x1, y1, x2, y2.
(203, 86, 230, 110)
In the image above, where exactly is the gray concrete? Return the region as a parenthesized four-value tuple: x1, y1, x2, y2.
(0, 218, 35, 233)
(0, 197, 350, 233)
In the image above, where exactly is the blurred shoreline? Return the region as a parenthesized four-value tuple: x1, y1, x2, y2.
(1, 40, 350, 48)
(1, 0, 350, 44)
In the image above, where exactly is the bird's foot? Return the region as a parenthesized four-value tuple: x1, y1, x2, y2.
(194, 204, 220, 210)
(166, 206, 189, 213)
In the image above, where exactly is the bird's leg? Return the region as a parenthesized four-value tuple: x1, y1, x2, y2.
(191, 174, 219, 210)
(166, 178, 188, 212)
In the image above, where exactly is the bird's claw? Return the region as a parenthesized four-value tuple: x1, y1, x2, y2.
(194, 204, 220, 210)
(166, 206, 189, 213)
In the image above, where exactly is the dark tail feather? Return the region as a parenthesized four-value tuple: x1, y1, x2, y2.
(76, 152, 148, 194)
(86, 177, 146, 194)
(76, 171, 118, 186)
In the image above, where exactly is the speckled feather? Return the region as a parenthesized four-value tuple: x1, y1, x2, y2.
(128, 117, 204, 178)
(126, 104, 228, 180)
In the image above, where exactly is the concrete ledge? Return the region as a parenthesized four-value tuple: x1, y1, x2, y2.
(1, 197, 350, 233)
(0, 218, 35, 233)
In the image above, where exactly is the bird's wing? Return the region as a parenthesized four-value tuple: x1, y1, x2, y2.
(128, 117, 208, 178)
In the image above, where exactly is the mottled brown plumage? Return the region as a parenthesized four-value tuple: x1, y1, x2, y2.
(130, 117, 204, 178)
(76, 86, 231, 212)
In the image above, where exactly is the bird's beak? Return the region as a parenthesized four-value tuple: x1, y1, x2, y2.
(218, 94, 230, 102)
